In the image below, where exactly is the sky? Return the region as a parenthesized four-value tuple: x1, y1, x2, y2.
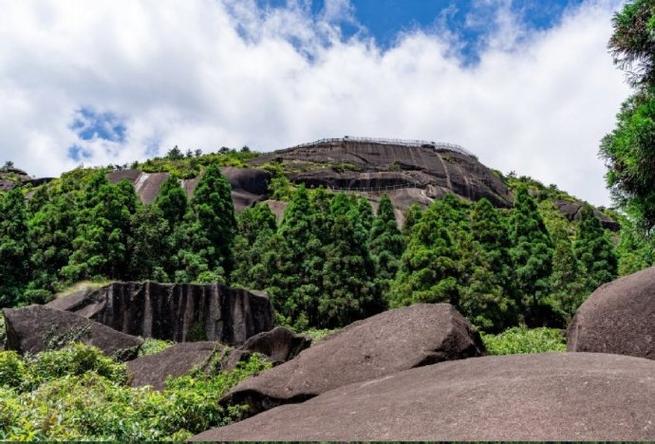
(0, 0, 631, 206)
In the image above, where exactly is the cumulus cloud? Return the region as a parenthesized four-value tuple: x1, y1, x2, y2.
(0, 0, 630, 205)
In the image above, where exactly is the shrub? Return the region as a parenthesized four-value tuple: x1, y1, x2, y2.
(0, 351, 28, 389)
(28, 343, 128, 386)
(0, 349, 270, 441)
(481, 327, 566, 355)
(138, 338, 174, 357)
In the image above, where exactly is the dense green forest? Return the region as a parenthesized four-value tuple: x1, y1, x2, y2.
(0, 145, 644, 333)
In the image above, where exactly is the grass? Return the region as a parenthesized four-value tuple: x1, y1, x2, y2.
(481, 327, 567, 356)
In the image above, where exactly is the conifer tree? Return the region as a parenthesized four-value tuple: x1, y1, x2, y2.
(369, 195, 404, 284)
(231, 203, 277, 287)
(390, 197, 463, 307)
(547, 222, 585, 318)
(509, 186, 554, 322)
(574, 205, 618, 293)
(62, 173, 137, 281)
(0, 189, 30, 307)
(403, 203, 423, 236)
(155, 175, 187, 228)
(129, 204, 170, 281)
(175, 164, 236, 281)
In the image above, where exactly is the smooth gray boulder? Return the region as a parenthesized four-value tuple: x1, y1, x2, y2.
(239, 327, 311, 365)
(222, 303, 484, 414)
(192, 352, 655, 441)
(48, 282, 274, 346)
(568, 266, 655, 359)
(3, 305, 142, 360)
(127, 342, 226, 390)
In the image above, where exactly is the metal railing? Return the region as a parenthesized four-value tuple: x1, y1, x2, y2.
(289, 136, 472, 156)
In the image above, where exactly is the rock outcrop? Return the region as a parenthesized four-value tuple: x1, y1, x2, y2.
(252, 138, 512, 209)
(568, 266, 655, 359)
(2, 305, 143, 360)
(222, 303, 484, 415)
(239, 327, 311, 365)
(127, 342, 225, 390)
(192, 353, 655, 442)
(107, 167, 271, 210)
(47, 282, 274, 346)
(554, 199, 620, 231)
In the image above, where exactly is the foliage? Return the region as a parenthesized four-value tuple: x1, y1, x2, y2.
(0, 189, 30, 307)
(481, 327, 566, 355)
(616, 213, 655, 275)
(369, 195, 405, 287)
(509, 187, 554, 325)
(138, 338, 175, 357)
(301, 328, 335, 343)
(602, 0, 655, 231)
(574, 205, 618, 293)
(0, 346, 269, 441)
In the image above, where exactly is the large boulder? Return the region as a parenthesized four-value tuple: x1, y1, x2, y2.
(568, 266, 655, 359)
(222, 303, 484, 414)
(127, 342, 226, 390)
(192, 352, 655, 441)
(239, 327, 311, 365)
(47, 282, 274, 346)
(3, 305, 143, 360)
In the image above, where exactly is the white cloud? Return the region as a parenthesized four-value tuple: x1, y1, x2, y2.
(0, 0, 630, 205)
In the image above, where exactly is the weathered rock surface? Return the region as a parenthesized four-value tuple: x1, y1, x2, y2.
(127, 342, 225, 390)
(252, 138, 512, 208)
(2, 305, 143, 360)
(222, 303, 484, 414)
(240, 327, 311, 365)
(106, 167, 271, 210)
(554, 199, 619, 231)
(192, 352, 655, 442)
(568, 266, 655, 359)
(47, 282, 274, 346)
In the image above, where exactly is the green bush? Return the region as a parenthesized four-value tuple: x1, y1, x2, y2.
(0, 351, 28, 388)
(481, 327, 566, 355)
(28, 343, 128, 387)
(0, 347, 270, 441)
(138, 338, 174, 357)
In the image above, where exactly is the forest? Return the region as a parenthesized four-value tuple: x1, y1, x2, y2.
(0, 149, 646, 334)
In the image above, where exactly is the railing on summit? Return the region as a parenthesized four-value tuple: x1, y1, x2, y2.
(289, 136, 472, 157)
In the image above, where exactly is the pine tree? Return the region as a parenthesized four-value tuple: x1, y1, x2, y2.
(0, 189, 30, 307)
(62, 173, 137, 281)
(175, 164, 236, 281)
(369, 195, 404, 285)
(459, 198, 517, 332)
(129, 204, 170, 281)
(389, 197, 463, 307)
(509, 186, 554, 324)
(402, 203, 423, 236)
(574, 205, 618, 293)
(547, 222, 585, 318)
(155, 175, 187, 227)
(231, 203, 277, 287)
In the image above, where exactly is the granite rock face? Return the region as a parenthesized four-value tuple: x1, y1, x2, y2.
(252, 138, 512, 208)
(127, 341, 225, 390)
(47, 282, 274, 346)
(568, 266, 655, 359)
(554, 199, 620, 231)
(192, 353, 655, 442)
(2, 305, 143, 360)
(222, 303, 484, 415)
(107, 167, 271, 210)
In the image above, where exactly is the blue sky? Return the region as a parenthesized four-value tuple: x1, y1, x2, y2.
(257, 0, 586, 62)
(0, 0, 629, 205)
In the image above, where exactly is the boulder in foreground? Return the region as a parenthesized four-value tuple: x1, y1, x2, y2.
(568, 266, 655, 359)
(192, 352, 655, 441)
(223, 303, 484, 414)
(3, 305, 143, 360)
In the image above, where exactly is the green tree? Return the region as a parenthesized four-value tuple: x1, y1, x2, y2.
(459, 198, 517, 332)
(509, 187, 554, 324)
(574, 205, 618, 293)
(175, 164, 236, 281)
(129, 204, 170, 281)
(547, 222, 585, 319)
(402, 203, 422, 236)
(369, 195, 404, 285)
(0, 189, 30, 307)
(389, 196, 463, 307)
(155, 175, 188, 228)
(616, 213, 655, 275)
(601, 1, 655, 230)
(231, 203, 277, 287)
(62, 173, 137, 281)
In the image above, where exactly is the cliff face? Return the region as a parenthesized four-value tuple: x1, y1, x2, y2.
(252, 138, 512, 209)
(47, 282, 274, 345)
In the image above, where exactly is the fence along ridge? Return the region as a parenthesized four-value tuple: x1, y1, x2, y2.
(289, 136, 472, 157)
